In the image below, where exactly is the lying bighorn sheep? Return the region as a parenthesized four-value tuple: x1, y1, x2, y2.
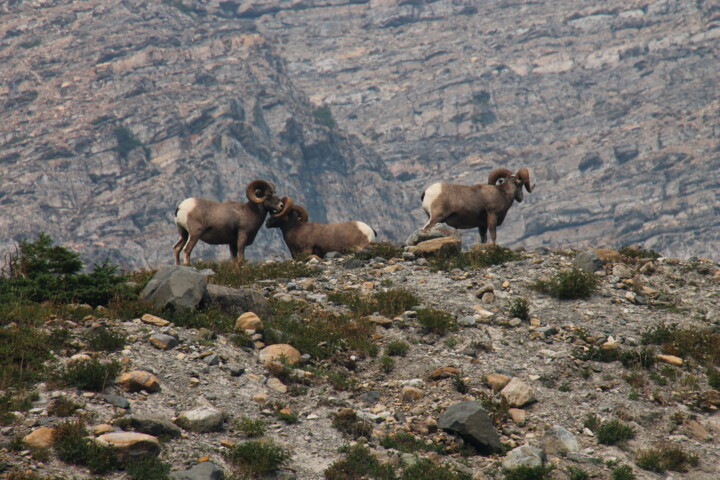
(265, 201, 377, 259)
(173, 179, 291, 265)
(420, 168, 534, 245)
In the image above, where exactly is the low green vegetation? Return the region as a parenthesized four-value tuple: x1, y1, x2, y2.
(504, 464, 554, 480)
(508, 297, 530, 321)
(415, 307, 457, 335)
(353, 242, 404, 261)
(195, 259, 318, 287)
(641, 323, 720, 366)
(401, 458, 471, 480)
(385, 340, 410, 357)
(313, 104, 336, 128)
(611, 464, 636, 480)
(379, 355, 395, 373)
(223, 438, 291, 478)
(324, 443, 396, 480)
(328, 288, 420, 317)
(0, 390, 39, 425)
(52, 420, 117, 474)
(84, 327, 127, 352)
(379, 432, 444, 454)
(126, 457, 172, 480)
(47, 396, 82, 417)
(584, 415, 635, 446)
(331, 409, 373, 440)
(619, 245, 661, 260)
(531, 268, 599, 299)
(234, 416, 266, 438)
(61, 358, 121, 392)
(429, 246, 521, 272)
(635, 444, 699, 473)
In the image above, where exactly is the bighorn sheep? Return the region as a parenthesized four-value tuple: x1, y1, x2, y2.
(420, 168, 534, 245)
(265, 201, 377, 259)
(173, 179, 291, 265)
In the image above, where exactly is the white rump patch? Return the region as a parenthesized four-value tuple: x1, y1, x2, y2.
(175, 198, 197, 230)
(421, 182, 443, 229)
(356, 222, 376, 243)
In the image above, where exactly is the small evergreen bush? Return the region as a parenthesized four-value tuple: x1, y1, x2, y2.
(234, 416, 266, 438)
(430, 246, 521, 272)
(401, 458, 470, 480)
(508, 297, 530, 321)
(385, 340, 409, 357)
(126, 457, 171, 480)
(62, 358, 121, 392)
(635, 444, 699, 473)
(324, 443, 396, 480)
(223, 439, 291, 477)
(415, 308, 457, 335)
(531, 268, 599, 300)
(353, 242, 404, 261)
(52, 420, 117, 474)
(331, 409, 373, 439)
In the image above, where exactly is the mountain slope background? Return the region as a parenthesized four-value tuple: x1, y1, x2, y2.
(1, 0, 718, 269)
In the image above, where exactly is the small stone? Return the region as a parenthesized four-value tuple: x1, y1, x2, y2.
(175, 407, 225, 433)
(481, 292, 495, 304)
(267, 377, 288, 393)
(117, 371, 161, 393)
(236, 312, 263, 332)
(541, 425, 579, 455)
(457, 316, 477, 327)
(149, 333, 178, 350)
(203, 354, 220, 366)
(226, 363, 245, 377)
(657, 354, 683, 366)
(252, 392, 268, 404)
(140, 314, 169, 326)
(502, 444, 545, 470)
(401, 386, 423, 402)
(258, 344, 302, 365)
(429, 366, 461, 380)
(23, 427, 55, 449)
(95, 432, 160, 460)
(484, 373, 511, 391)
(500, 378, 536, 408)
(367, 315, 393, 327)
(92, 424, 114, 435)
(103, 393, 130, 409)
(508, 408, 526, 426)
(408, 237, 462, 258)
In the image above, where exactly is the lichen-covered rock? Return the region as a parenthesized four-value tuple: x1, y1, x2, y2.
(117, 370, 161, 393)
(500, 378, 535, 407)
(175, 407, 225, 433)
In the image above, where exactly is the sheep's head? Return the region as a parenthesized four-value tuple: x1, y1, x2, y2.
(488, 168, 534, 202)
(246, 179, 287, 215)
(266, 203, 308, 229)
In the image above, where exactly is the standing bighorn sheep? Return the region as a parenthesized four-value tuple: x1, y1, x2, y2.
(265, 201, 376, 259)
(420, 168, 534, 245)
(173, 179, 290, 265)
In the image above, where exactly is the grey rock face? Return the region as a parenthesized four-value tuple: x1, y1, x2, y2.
(405, 223, 460, 246)
(171, 462, 225, 480)
(437, 401, 501, 454)
(573, 250, 603, 273)
(541, 425, 579, 456)
(203, 284, 271, 320)
(140, 266, 207, 310)
(175, 407, 226, 433)
(502, 444, 546, 470)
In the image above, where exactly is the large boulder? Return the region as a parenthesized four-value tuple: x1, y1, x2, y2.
(408, 237, 462, 258)
(437, 401, 501, 454)
(140, 266, 207, 310)
(95, 432, 160, 461)
(203, 284, 271, 319)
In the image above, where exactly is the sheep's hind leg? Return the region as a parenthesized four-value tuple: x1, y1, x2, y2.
(182, 235, 201, 265)
(173, 233, 188, 265)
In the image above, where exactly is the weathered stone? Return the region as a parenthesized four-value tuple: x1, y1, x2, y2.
(171, 462, 225, 480)
(203, 284, 271, 320)
(140, 265, 207, 310)
(574, 250, 603, 272)
(366, 315, 393, 327)
(401, 386, 423, 402)
(405, 223, 461, 246)
(226, 363, 245, 377)
(103, 393, 130, 409)
(484, 373, 511, 391)
(267, 377, 288, 393)
(259, 344, 302, 365)
(117, 370, 161, 393)
(429, 366, 461, 380)
(457, 315, 477, 327)
(437, 401, 502, 454)
(175, 407, 225, 433)
(235, 312, 263, 332)
(408, 237, 462, 258)
(95, 432, 160, 460)
(23, 427, 55, 448)
(541, 425, 579, 455)
(508, 408, 526, 426)
(657, 354, 683, 366)
(612, 264, 634, 280)
(252, 392, 268, 404)
(150, 332, 178, 350)
(500, 378, 536, 407)
(92, 424, 114, 435)
(502, 444, 545, 469)
(141, 313, 170, 326)
(594, 249, 623, 263)
(125, 415, 183, 438)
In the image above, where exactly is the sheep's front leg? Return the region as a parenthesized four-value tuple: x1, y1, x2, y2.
(487, 212, 498, 246)
(232, 234, 247, 263)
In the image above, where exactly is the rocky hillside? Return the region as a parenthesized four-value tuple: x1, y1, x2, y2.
(3, 246, 720, 479)
(1, 0, 719, 270)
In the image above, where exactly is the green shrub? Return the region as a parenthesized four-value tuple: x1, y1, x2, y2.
(160, 306, 234, 332)
(0, 324, 68, 389)
(47, 396, 82, 417)
(267, 299, 377, 361)
(453, 374, 469, 394)
(331, 409, 373, 440)
(531, 268, 599, 299)
(635, 444, 699, 473)
(195, 259, 318, 287)
(385, 340, 409, 357)
(415, 308, 456, 335)
(379, 432, 443, 454)
(126, 456, 171, 480)
(641, 323, 720, 366)
(353, 242, 404, 261)
(313, 105, 336, 128)
(595, 419, 635, 446)
(619, 245, 661, 260)
(572, 344, 620, 363)
(223, 439, 291, 477)
(401, 458, 470, 480)
(52, 420, 117, 474)
(114, 126, 146, 160)
(619, 347, 656, 369)
(328, 288, 421, 317)
(235, 416, 266, 438)
(379, 356, 395, 373)
(567, 466, 590, 480)
(0, 233, 130, 307)
(62, 358, 121, 392)
(429, 246, 521, 272)
(611, 464, 636, 480)
(508, 297, 530, 321)
(324, 443, 396, 480)
(503, 464, 553, 480)
(0, 390, 39, 425)
(84, 327, 126, 352)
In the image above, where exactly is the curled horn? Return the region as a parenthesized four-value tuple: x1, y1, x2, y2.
(293, 205, 309, 223)
(246, 179, 275, 204)
(488, 168, 513, 185)
(272, 197, 293, 218)
(516, 168, 534, 193)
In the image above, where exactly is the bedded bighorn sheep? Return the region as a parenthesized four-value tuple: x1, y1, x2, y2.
(420, 168, 534, 245)
(265, 201, 377, 259)
(173, 179, 291, 265)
